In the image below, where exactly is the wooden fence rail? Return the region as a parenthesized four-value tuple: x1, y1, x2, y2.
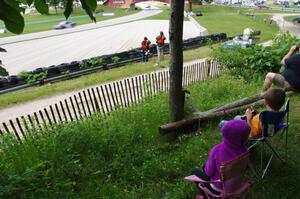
(0, 60, 222, 140)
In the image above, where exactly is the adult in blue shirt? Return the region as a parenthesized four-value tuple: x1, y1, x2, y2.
(263, 45, 300, 92)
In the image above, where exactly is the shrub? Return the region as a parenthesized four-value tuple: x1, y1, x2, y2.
(112, 56, 120, 64)
(79, 58, 103, 69)
(212, 32, 300, 80)
(17, 71, 48, 84)
(0, 65, 8, 76)
(88, 58, 103, 67)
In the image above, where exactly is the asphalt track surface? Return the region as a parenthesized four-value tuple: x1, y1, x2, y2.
(0, 4, 203, 75)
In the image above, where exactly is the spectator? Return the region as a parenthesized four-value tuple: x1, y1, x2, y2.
(219, 88, 286, 139)
(246, 88, 286, 138)
(192, 120, 250, 197)
(156, 31, 166, 65)
(263, 45, 300, 92)
(141, 37, 151, 62)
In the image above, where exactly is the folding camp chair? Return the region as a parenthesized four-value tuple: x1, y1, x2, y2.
(248, 99, 290, 179)
(185, 152, 253, 199)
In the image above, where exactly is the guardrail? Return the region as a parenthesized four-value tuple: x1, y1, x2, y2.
(0, 60, 222, 141)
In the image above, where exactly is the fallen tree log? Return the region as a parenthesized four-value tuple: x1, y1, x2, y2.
(193, 92, 265, 116)
(159, 91, 294, 135)
(159, 99, 264, 135)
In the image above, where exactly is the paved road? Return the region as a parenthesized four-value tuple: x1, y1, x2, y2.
(0, 3, 206, 75)
(1, 20, 202, 75)
(272, 13, 300, 38)
(0, 7, 162, 45)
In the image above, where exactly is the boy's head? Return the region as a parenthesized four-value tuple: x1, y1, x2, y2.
(264, 88, 286, 111)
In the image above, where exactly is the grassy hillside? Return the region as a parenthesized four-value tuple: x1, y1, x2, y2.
(1, 74, 299, 198)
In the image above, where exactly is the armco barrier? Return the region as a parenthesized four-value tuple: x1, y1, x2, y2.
(0, 33, 227, 94)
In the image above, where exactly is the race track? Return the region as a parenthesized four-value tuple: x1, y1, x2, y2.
(1, 19, 202, 75)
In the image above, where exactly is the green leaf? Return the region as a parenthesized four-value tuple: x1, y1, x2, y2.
(4, 0, 24, 12)
(34, 0, 49, 14)
(80, 0, 96, 22)
(85, 0, 97, 11)
(17, 0, 28, 3)
(64, 0, 73, 19)
(0, 65, 9, 76)
(27, 0, 33, 6)
(0, 1, 24, 34)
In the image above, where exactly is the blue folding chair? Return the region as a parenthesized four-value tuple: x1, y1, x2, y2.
(248, 99, 289, 179)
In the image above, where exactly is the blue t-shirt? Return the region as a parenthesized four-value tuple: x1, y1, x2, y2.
(284, 54, 300, 91)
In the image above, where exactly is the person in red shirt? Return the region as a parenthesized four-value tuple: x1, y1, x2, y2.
(141, 37, 151, 62)
(156, 31, 166, 65)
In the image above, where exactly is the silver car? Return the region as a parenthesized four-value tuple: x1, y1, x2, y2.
(53, 21, 76, 30)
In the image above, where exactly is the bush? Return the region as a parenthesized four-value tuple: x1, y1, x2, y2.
(17, 71, 48, 84)
(80, 58, 103, 69)
(212, 33, 300, 80)
(112, 56, 120, 64)
(0, 65, 8, 76)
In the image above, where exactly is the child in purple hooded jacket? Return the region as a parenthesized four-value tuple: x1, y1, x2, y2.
(192, 119, 250, 195)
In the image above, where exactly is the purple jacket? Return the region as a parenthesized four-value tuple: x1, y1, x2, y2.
(204, 120, 250, 189)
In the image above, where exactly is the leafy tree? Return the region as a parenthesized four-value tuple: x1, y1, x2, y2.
(47, 0, 61, 14)
(0, 0, 97, 34)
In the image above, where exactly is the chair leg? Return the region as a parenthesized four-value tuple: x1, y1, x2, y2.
(285, 128, 288, 163)
(262, 154, 274, 179)
(260, 142, 265, 177)
(265, 140, 285, 164)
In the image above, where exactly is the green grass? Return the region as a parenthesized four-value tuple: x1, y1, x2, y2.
(143, 4, 188, 20)
(144, 9, 171, 20)
(193, 5, 279, 41)
(0, 6, 139, 38)
(0, 46, 212, 109)
(0, 74, 299, 198)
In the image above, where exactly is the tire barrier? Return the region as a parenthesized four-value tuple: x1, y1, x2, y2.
(0, 33, 228, 93)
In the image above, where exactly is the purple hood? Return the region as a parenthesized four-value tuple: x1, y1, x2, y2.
(221, 119, 250, 151)
(205, 120, 250, 189)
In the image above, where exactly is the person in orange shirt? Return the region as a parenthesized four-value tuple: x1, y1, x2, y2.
(245, 88, 286, 138)
(220, 88, 286, 139)
(141, 37, 151, 62)
(156, 31, 166, 65)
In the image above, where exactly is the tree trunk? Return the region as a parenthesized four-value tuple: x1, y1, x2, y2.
(189, 0, 192, 12)
(169, 0, 185, 122)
